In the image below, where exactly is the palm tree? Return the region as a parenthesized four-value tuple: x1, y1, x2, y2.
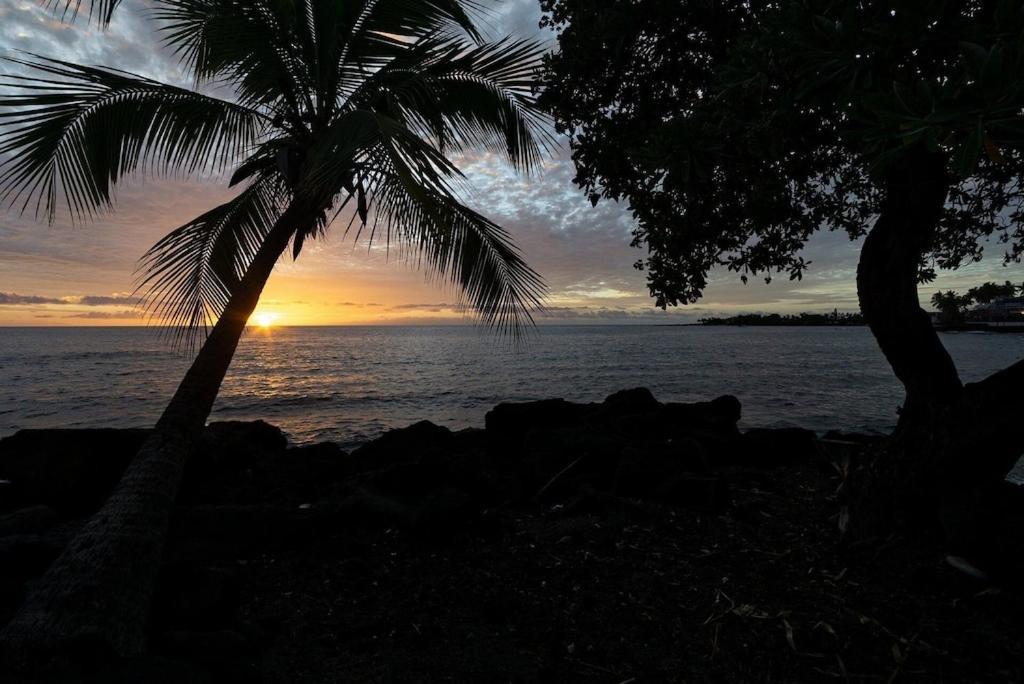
(0, 0, 550, 664)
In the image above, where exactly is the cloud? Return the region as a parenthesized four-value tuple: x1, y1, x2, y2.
(389, 302, 461, 312)
(0, 292, 139, 306)
(34, 309, 140, 319)
(2, 1, 1022, 329)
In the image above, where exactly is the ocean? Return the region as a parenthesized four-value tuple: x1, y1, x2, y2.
(2, 325, 1023, 474)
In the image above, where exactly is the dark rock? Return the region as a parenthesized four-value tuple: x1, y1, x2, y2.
(169, 505, 330, 559)
(156, 629, 258, 681)
(152, 564, 241, 631)
(285, 442, 354, 480)
(821, 430, 885, 445)
(0, 534, 64, 580)
(613, 443, 709, 500)
(0, 428, 147, 516)
(351, 421, 453, 470)
(410, 487, 478, 533)
(196, 421, 288, 468)
(93, 655, 207, 684)
(0, 422, 291, 516)
(0, 505, 58, 537)
(0, 575, 25, 626)
(602, 387, 661, 415)
(737, 427, 818, 467)
(365, 461, 453, 498)
(662, 395, 742, 434)
(484, 399, 591, 443)
(661, 473, 731, 511)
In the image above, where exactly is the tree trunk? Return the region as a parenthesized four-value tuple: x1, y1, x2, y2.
(847, 147, 1024, 541)
(1, 205, 307, 672)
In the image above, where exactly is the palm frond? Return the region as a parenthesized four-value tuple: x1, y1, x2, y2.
(41, 0, 122, 27)
(303, 110, 544, 335)
(372, 169, 546, 336)
(155, 1, 312, 117)
(333, 0, 489, 103)
(345, 36, 556, 173)
(0, 55, 265, 222)
(134, 174, 285, 350)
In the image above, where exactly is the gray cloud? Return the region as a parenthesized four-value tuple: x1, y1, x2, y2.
(0, 292, 139, 306)
(34, 309, 139, 319)
(2, 0, 1022, 327)
(389, 302, 460, 312)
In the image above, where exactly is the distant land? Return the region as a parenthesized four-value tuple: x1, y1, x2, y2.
(700, 311, 865, 326)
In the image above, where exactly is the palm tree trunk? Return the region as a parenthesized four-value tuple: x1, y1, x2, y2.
(1, 205, 306, 670)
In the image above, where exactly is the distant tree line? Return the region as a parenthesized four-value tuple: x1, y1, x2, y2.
(700, 310, 865, 326)
(930, 281, 1024, 324)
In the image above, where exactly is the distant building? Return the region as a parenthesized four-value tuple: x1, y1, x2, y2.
(970, 295, 1024, 323)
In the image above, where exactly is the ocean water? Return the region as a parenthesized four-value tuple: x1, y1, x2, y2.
(1, 325, 1023, 459)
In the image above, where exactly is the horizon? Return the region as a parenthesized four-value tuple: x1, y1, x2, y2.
(1, 1, 1021, 327)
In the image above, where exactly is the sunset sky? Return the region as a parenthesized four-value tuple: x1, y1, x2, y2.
(1, 0, 1021, 327)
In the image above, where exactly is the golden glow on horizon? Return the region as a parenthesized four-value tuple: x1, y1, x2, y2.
(252, 311, 280, 328)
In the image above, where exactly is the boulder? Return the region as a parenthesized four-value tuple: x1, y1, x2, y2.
(0, 422, 290, 516)
(662, 395, 742, 434)
(193, 421, 288, 470)
(0, 505, 58, 537)
(152, 564, 241, 631)
(737, 427, 818, 467)
(601, 388, 661, 415)
(351, 420, 453, 470)
(0, 534, 65, 580)
(0, 428, 147, 516)
(484, 399, 591, 443)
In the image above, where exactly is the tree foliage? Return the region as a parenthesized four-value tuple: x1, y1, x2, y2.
(930, 279, 1022, 323)
(539, 0, 1024, 308)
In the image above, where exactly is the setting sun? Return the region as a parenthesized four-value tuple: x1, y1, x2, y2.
(252, 312, 280, 328)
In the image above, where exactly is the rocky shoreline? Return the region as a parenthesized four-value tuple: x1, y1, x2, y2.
(1, 389, 1022, 681)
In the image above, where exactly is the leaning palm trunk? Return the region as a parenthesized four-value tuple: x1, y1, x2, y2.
(0, 0, 551, 670)
(1, 213, 299, 666)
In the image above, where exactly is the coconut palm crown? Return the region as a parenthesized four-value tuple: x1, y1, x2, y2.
(1, 0, 552, 345)
(0, 0, 552, 663)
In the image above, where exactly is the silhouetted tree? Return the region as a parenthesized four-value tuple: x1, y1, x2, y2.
(540, 0, 1024, 536)
(0, 0, 550, 665)
(930, 290, 969, 325)
(965, 280, 1019, 304)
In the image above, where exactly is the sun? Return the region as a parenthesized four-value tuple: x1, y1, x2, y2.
(252, 312, 280, 328)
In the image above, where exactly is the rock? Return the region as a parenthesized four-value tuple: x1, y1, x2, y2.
(284, 442, 354, 480)
(156, 629, 258, 681)
(613, 443, 709, 500)
(737, 427, 818, 467)
(152, 564, 241, 631)
(0, 505, 58, 537)
(194, 421, 288, 470)
(410, 487, 478, 533)
(661, 473, 731, 511)
(365, 461, 453, 498)
(0, 422, 290, 516)
(351, 421, 453, 470)
(612, 443, 726, 509)
(0, 575, 25, 626)
(821, 430, 884, 445)
(0, 428, 147, 516)
(0, 534, 64, 580)
(662, 395, 742, 433)
(484, 399, 591, 443)
(602, 388, 661, 415)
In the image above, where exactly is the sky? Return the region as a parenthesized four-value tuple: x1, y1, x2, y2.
(1, 0, 1021, 327)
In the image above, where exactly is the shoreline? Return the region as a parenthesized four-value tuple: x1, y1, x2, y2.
(2, 389, 1023, 679)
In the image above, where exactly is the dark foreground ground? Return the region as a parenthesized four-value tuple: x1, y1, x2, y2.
(1, 389, 1022, 682)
